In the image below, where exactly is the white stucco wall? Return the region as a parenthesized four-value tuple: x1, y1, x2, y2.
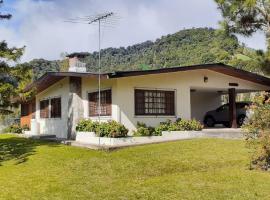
(33, 68, 270, 137)
(191, 91, 222, 123)
(35, 78, 69, 138)
(109, 69, 269, 132)
(81, 77, 118, 121)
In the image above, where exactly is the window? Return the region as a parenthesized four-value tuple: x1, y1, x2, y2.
(217, 104, 229, 112)
(135, 89, 175, 116)
(21, 104, 29, 117)
(40, 97, 61, 119)
(88, 89, 112, 116)
(40, 99, 49, 118)
(51, 98, 61, 118)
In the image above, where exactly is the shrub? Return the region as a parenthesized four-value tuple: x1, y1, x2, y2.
(242, 93, 270, 170)
(133, 119, 203, 136)
(22, 125, 30, 131)
(76, 119, 99, 132)
(154, 119, 203, 135)
(3, 124, 23, 134)
(174, 119, 204, 131)
(154, 120, 172, 136)
(133, 122, 157, 136)
(76, 120, 128, 138)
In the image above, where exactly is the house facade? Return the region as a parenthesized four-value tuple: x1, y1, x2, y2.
(21, 55, 270, 139)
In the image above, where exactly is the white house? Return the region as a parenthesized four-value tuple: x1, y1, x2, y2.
(20, 53, 270, 139)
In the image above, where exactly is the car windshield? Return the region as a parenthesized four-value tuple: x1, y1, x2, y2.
(217, 104, 229, 112)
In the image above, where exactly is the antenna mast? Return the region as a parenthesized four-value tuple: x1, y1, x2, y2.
(65, 12, 117, 124)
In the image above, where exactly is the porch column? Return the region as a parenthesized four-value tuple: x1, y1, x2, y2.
(67, 77, 83, 139)
(228, 88, 237, 128)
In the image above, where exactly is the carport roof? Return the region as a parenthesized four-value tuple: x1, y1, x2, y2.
(24, 63, 270, 93)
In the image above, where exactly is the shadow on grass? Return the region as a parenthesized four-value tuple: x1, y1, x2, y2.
(0, 135, 60, 166)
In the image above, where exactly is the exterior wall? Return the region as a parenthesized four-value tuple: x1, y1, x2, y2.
(190, 91, 222, 123)
(110, 69, 269, 132)
(67, 77, 83, 139)
(32, 68, 270, 138)
(81, 77, 118, 121)
(35, 78, 69, 138)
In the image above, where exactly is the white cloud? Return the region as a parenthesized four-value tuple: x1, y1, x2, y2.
(0, 0, 266, 62)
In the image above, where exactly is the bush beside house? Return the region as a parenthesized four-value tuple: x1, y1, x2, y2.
(2, 124, 29, 134)
(76, 119, 203, 138)
(132, 119, 203, 136)
(243, 93, 270, 171)
(76, 120, 129, 138)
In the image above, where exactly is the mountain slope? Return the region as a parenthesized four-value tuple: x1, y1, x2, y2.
(25, 27, 263, 80)
(80, 27, 259, 73)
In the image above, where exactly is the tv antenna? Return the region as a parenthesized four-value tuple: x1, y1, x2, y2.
(65, 12, 119, 124)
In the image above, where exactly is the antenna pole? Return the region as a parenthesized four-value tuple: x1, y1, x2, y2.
(64, 12, 117, 140)
(98, 19, 101, 124)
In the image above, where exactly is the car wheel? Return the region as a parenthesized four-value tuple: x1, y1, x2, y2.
(204, 116, 215, 127)
(237, 115, 246, 127)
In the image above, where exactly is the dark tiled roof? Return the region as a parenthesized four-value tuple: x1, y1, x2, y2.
(24, 63, 270, 93)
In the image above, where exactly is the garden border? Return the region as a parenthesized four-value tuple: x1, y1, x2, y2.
(75, 129, 243, 147)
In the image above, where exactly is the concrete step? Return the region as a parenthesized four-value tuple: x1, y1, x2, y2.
(22, 134, 57, 140)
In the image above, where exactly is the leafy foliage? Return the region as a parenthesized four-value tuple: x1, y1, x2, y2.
(76, 120, 129, 138)
(242, 93, 270, 170)
(133, 122, 156, 136)
(0, 2, 25, 114)
(154, 119, 203, 136)
(215, 0, 270, 73)
(81, 28, 242, 72)
(23, 28, 264, 81)
(0, 1, 11, 20)
(29, 59, 59, 80)
(3, 124, 23, 134)
(133, 119, 203, 136)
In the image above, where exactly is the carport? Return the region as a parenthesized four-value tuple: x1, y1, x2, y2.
(187, 65, 270, 128)
(190, 87, 262, 128)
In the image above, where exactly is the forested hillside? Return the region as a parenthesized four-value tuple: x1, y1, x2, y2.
(81, 28, 262, 73)
(24, 28, 264, 80)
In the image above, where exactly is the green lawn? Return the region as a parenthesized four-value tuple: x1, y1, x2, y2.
(1, 134, 270, 200)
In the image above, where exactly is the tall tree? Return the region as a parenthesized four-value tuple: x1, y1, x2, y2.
(215, 0, 270, 73)
(0, 0, 24, 114)
(215, 0, 269, 46)
(0, 0, 11, 20)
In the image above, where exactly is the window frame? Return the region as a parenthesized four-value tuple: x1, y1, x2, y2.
(39, 96, 62, 119)
(88, 89, 112, 117)
(134, 88, 176, 116)
(40, 99, 50, 119)
(21, 103, 30, 117)
(50, 97, 62, 118)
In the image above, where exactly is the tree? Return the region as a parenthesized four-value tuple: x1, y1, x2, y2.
(242, 92, 270, 170)
(215, 0, 270, 46)
(215, 0, 270, 73)
(0, 0, 11, 20)
(0, 0, 25, 114)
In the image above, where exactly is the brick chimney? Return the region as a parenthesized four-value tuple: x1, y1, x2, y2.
(67, 52, 89, 73)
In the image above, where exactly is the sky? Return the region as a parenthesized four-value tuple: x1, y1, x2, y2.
(0, 0, 267, 62)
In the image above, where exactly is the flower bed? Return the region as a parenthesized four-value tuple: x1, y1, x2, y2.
(76, 120, 129, 138)
(133, 119, 203, 136)
(75, 119, 205, 146)
(76, 130, 204, 146)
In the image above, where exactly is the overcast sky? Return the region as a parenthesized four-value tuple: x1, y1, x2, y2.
(0, 0, 266, 62)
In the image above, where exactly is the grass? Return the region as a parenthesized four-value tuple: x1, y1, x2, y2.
(0, 134, 270, 200)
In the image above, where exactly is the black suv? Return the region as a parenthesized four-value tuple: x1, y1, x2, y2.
(203, 102, 251, 127)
